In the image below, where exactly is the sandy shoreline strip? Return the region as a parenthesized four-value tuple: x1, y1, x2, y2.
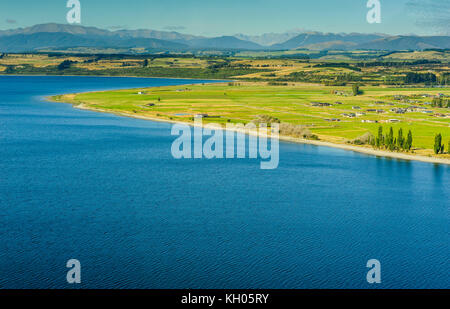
(59, 102, 450, 166)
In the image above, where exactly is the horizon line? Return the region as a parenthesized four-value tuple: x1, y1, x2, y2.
(1, 22, 442, 38)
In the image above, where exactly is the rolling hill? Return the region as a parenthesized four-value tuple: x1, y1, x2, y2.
(357, 36, 450, 51)
(0, 24, 263, 52)
(0, 32, 188, 53)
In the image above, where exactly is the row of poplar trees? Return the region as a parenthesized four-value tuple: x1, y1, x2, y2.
(374, 126, 413, 152)
(434, 134, 449, 154)
(370, 127, 448, 155)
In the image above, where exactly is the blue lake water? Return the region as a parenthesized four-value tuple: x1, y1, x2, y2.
(0, 76, 448, 289)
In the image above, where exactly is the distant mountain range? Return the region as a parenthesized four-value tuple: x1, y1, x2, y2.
(270, 32, 388, 50)
(234, 31, 303, 46)
(0, 32, 187, 53)
(0, 23, 449, 53)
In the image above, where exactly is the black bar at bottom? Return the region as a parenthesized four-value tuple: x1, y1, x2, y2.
(0, 289, 447, 306)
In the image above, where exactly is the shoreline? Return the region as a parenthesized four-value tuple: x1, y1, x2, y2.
(0, 73, 232, 82)
(49, 98, 450, 166)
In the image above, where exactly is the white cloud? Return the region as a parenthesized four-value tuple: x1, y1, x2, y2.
(406, 0, 450, 35)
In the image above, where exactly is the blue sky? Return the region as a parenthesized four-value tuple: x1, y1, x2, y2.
(0, 0, 448, 36)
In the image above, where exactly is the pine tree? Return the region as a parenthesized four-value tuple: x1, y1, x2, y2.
(405, 130, 413, 151)
(386, 127, 394, 150)
(434, 134, 443, 154)
(390, 128, 395, 150)
(376, 126, 383, 148)
(352, 84, 360, 96)
(397, 128, 404, 150)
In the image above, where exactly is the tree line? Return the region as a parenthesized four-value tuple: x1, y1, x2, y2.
(431, 97, 450, 108)
(356, 60, 440, 67)
(404, 72, 437, 84)
(373, 126, 413, 152)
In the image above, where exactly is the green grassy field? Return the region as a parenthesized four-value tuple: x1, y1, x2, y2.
(52, 82, 450, 157)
